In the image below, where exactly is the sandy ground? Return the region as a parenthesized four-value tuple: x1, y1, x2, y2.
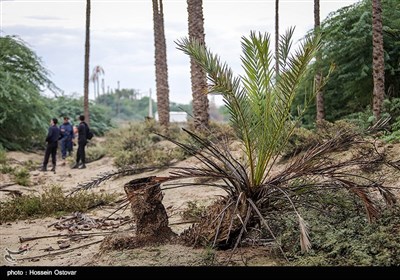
(1, 148, 261, 267)
(1, 141, 399, 267)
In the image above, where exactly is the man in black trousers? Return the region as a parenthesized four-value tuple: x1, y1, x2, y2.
(41, 118, 60, 172)
(72, 115, 88, 169)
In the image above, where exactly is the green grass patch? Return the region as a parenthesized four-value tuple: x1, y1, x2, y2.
(21, 159, 40, 171)
(0, 148, 14, 174)
(86, 143, 107, 163)
(0, 185, 117, 222)
(0, 148, 7, 165)
(12, 167, 30, 186)
(0, 164, 14, 174)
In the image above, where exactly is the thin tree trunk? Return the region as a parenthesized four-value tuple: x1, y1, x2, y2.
(84, 0, 91, 125)
(314, 0, 324, 122)
(92, 79, 96, 100)
(275, 0, 279, 77)
(187, 0, 209, 130)
(96, 77, 99, 100)
(372, 0, 385, 121)
(116, 90, 120, 116)
(152, 0, 170, 128)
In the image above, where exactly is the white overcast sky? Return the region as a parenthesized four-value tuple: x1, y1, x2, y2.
(1, 0, 360, 105)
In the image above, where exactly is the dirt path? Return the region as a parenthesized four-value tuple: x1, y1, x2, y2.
(0, 151, 229, 267)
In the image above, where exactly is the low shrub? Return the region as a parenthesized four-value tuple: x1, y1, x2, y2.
(282, 120, 360, 160)
(106, 121, 187, 168)
(0, 185, 117, 222)
(12, 167, 30, 186)
(274, 203, 400, 266)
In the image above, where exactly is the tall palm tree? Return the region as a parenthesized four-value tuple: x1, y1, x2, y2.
(275, 0, 279, 76)
(90, 65, 105, 99)
(372, 0, 385, 121)
(101, 78, 105, 95)
(83, 0, 91, 124)
(187, 0, 209, 130)
(315, 0, 324, 122)
(152, 0, 170, 128)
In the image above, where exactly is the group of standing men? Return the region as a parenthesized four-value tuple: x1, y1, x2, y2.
(41, 115, 90, 172)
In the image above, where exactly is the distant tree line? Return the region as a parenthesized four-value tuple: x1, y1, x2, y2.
(3, 0, 398, 151)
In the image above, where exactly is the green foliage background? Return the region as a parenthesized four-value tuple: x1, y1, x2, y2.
(45, 94, 114, 136)
(0, 36, 55, 150)
(294, 0, 400, 126)
(1, 0, 399, 150)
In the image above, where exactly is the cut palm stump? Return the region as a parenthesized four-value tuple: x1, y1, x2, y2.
(101, 176, 176, 250)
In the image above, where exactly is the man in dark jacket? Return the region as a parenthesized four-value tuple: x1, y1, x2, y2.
(72, 115, 89, 169)
(41, 118, 60, 172)
(60, 116, 74, 163)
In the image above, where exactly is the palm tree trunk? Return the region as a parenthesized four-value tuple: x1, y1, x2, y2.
(152, 0, 170, 128)
(96, 77, 100, 100)
(124, 177, 175, 241)
(314, 0, 324, 122)
(92, 79, 96, 100)
(84, 0, 91, 125)
(187, 0, 209, 130)
(372, 0, 385, 121)
(275, 0, 279, 76)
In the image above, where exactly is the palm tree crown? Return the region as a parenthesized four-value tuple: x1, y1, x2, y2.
(177, 29, 322, 187)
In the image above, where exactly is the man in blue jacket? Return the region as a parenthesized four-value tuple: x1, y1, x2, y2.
(59, 116, 74, 164)
(41, 118, 60, 172)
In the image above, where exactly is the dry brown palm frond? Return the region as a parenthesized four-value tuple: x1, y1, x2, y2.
(159, 129, 251, 194)
(377, 185, 397, 206)
(247, 198, 288, 261)
(298, 214, 311, 253)
(258, 184, 313, 254)
(367, 116, 391, 133)
(68, 166, 161, 196)
(227, 206, 253, 263)
(213, 209, 226, 247)
(180, 195, 250, 249)
(387, 159, 400, 171)
(226, 192, 246, 243)
(233, 207, 252, 248)
(268, 131, 360, 186)
(334, 178, 379, 222)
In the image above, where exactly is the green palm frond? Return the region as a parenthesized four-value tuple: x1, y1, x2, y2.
(158, 128, 250, 196)
(176, 29, 321, 188)
(176, 38, 248, 142)
(278, 27, 295, 72)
